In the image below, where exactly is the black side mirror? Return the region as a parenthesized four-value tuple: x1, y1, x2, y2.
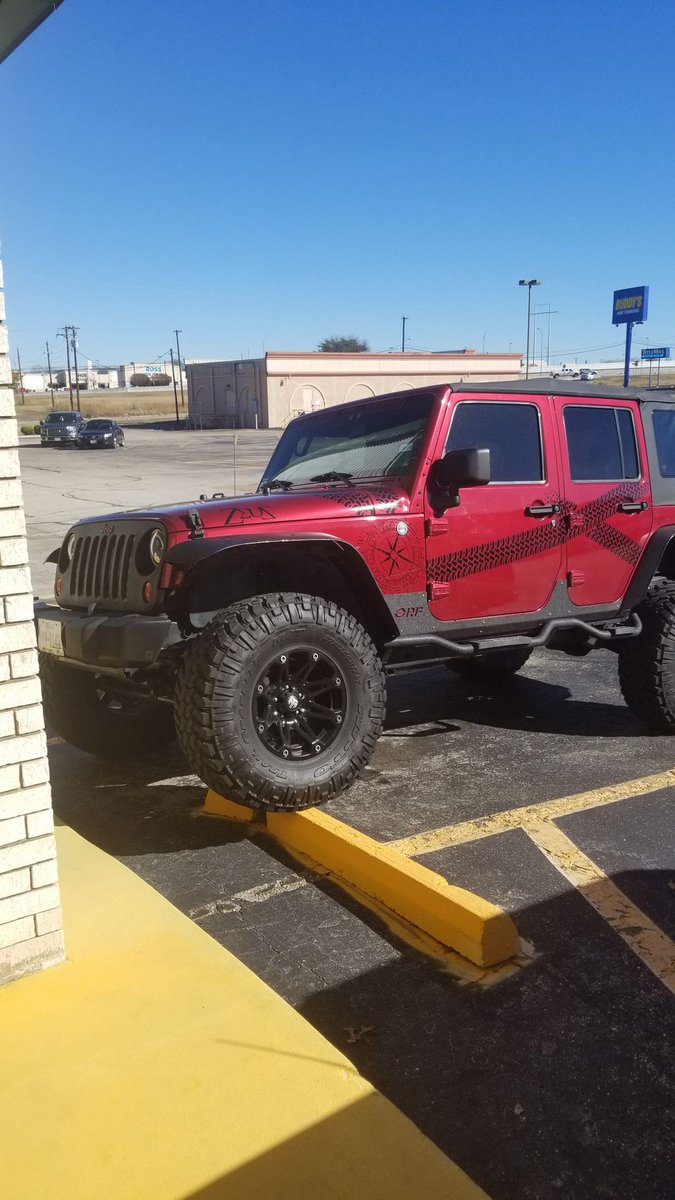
(428, 447, 491, 511)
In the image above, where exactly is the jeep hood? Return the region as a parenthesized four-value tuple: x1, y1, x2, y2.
(75, 484, 409, 537)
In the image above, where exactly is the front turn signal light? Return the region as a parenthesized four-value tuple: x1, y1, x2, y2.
(143, 582, 154, 604)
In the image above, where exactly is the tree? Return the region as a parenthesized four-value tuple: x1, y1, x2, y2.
(318, 336, 370, 352)
(129, 373, 152, 387)
(151, 373, 172, 386)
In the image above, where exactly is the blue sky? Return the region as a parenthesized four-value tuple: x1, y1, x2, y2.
(1, 0, 674, 369)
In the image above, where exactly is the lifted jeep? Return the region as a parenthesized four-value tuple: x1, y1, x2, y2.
(36, 381, 675, 810)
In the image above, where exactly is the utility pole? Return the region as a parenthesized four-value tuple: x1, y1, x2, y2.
(169, 348, 180, 427)
(401, 316, 407, 353)
(174, 329, 185, 409)
(70, 326, 81, 412)
(16, 347, 23, 404)
(60, 326, 73, 409)
(45, 340, 54, 403)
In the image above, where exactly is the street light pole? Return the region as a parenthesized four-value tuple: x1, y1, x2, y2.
(518, 280, 542, 380)
(401, 316, 407, 353)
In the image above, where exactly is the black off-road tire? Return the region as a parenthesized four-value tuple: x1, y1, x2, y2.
(618, 579, 675, 731)
(448, 646, 532, 682)
(174, 593, 387, 811)
(39, 654, 176, 757)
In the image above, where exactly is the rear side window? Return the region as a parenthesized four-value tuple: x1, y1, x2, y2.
(563, 406, 640, 481)
(652, 410, 675, 477)
(445, 402, 543, 482)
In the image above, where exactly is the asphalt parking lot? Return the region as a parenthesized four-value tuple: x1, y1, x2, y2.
(22, 426, 675, 1200)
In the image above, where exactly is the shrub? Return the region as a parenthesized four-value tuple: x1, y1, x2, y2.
(20, 424, 35, 435)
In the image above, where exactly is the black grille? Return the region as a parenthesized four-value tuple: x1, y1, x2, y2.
(69, 532, 136, 601)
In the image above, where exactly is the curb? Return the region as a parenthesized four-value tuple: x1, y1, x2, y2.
(202, 790, 519, 968)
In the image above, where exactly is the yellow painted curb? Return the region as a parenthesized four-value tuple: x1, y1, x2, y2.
(200, 793, 518, 967)
(266, 808, 518, 968)
(203, 788, 258, 822)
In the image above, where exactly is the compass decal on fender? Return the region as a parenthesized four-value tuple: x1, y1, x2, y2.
(364, 519, 423, 589)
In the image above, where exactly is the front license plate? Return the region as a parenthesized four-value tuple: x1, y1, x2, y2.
(37, 619, 64, 656)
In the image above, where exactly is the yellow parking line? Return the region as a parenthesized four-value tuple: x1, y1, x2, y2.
(524, 819, 675, 995)
(389, 767, 675, 857)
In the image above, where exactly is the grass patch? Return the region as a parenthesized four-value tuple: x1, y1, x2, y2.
(13, 390, 182, 424)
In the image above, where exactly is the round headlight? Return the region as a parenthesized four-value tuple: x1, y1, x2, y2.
(58, 532, 77, 572)
(149, 528, 165, 567)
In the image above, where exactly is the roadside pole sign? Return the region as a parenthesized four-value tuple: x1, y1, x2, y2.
(641, 346, 670, 387)
(613, 286, 649, 387)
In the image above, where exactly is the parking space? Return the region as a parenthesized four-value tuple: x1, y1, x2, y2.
(23, 429, 675, 1199)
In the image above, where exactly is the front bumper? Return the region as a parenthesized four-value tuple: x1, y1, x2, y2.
(34, 601, 181, 668)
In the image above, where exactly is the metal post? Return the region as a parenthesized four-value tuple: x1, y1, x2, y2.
(169, 348, 180, 426)
(64, 327, 73, 409)
(623, 322, 634, 388)
(519, 280, 542, 381)
(71, 329, 81, 412)
(174, 329, 185, 409)
(16, 346, 23, 403)
(526, 288, 532, 380)
(232, 396, 238, 495)
(401, 316, 407, 353)
(46, 341, 54, 403)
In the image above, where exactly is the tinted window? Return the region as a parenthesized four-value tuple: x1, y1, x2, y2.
(564, 406, 640, 481)
(445, 402, 543, 483)
(652, 410, 675, 477)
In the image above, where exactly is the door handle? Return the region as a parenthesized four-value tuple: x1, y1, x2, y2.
(618, 501, 649, 514)
(525, 503, 561, 517)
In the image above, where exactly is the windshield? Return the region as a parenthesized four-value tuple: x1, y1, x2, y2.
(261, 392, 435, 487)
(45, 413, 76, 424)
(84, 420, 112, 430)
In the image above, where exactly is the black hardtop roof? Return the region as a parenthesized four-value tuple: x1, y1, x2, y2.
(286, 380, 675, 426)
(452, 379, 675, 403)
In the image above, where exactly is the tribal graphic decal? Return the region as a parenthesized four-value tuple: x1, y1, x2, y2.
(427, 482, 648, 584)
(331, 488, 403, 515)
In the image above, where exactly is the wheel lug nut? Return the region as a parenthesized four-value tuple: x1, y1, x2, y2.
(335, 677, 341, 685)
(258, 724, 264, 733)
(257, 684, 263, 693)
(282, 750, 289, 758)
(312, 653, 319, 661)
(336, 715, 342, 724)
(280, 654, 287, 663)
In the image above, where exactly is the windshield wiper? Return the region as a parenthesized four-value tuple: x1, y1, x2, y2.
(260, 478, 294, 495)
(308, 471, 353, 483)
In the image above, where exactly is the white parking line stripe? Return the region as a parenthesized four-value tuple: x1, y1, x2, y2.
(524, 819, 675, 995)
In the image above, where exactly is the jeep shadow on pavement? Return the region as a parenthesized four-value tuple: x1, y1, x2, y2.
(35, 380, 675, 809)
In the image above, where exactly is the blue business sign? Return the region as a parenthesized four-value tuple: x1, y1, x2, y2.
(641, 346, 671, 360)
(613, 286, 649, 325)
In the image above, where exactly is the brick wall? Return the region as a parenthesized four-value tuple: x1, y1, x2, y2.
(0, 259, 65, 985)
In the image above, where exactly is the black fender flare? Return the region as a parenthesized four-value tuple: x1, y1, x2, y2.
(624, 525, 675, 609)
(165, 532, 399, 639)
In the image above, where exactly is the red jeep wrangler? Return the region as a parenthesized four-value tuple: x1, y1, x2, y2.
(36, 381, 675, 810)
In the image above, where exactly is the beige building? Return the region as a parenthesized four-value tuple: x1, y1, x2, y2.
(0, 2, 66, 987)
(185, 349, 523, 429)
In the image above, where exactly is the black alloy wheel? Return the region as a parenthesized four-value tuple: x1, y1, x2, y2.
(251, 647, 347, 760)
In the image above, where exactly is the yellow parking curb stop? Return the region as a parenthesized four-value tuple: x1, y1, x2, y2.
(201, 792, 519, 968)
